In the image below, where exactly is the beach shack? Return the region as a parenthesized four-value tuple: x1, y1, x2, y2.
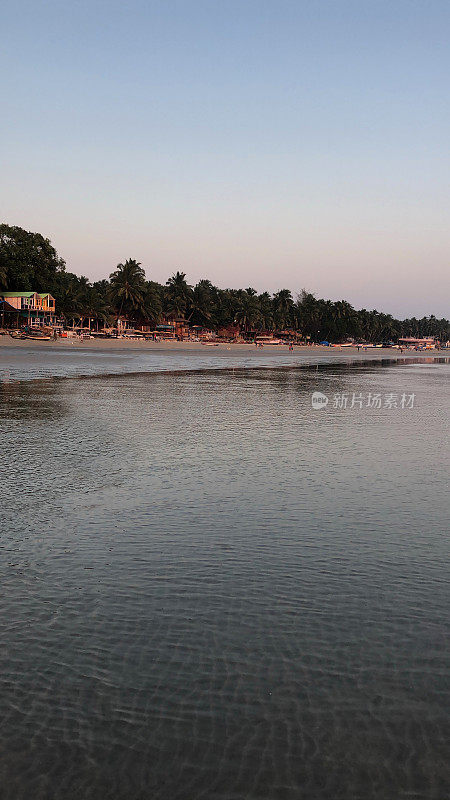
(155, 319, 190, 339)
(0, 292, 57, 327)
(398, 337, 437, 349)
(190, 325, 216, 340)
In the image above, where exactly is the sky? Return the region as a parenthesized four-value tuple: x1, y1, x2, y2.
(1, 0, 449, 318)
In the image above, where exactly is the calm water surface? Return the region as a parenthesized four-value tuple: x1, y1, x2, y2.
(0, 341, 440, 381)
(1, 358, 449, 799)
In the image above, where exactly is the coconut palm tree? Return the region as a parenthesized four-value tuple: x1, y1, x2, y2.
(109, 259, 146, 323)
(234, 289, 262, 332)
(273, 289, 294, 330)
(188, 280, 217, 325)
(258, 291, 274, 331)
(295, 290, 321, 337)
(165, 271, 192, 318)
(142, 281, 163, 326)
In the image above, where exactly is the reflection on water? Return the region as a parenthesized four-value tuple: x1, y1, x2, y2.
(1, 340, 449, 382)
(1, 361, 449, 799)
(0, 380, 68, 421)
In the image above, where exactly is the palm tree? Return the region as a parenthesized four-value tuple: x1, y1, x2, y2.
(56, 272, 85, 320)
(142, 281, 163, 325)
(273, 289, 294, 330)
(109, 259, 146, 324)
(188, 280, 216, 325)
(258, 292, 274, 331)
(234, 289, 261, 332)
(165, 271, 192, 318)
(332, 300, 357, 340)
(295, 290, 321, 337)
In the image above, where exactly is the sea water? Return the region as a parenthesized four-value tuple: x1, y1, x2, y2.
(1, 357, 449, 799)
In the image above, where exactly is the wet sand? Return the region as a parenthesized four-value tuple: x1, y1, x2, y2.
(1, 335, 443, 383)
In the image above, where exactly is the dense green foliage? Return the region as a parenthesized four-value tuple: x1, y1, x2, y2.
(1, 224, 448, 341)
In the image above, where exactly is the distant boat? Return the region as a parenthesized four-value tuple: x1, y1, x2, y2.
(255, 337, 283, 345)
(12, 331, 52, 340)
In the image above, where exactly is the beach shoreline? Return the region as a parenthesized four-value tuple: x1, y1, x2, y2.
(0, 335, 441, 356)
(1, 335, 445, 384)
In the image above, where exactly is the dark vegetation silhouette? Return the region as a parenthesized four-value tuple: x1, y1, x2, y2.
(1, 224, 448, 341)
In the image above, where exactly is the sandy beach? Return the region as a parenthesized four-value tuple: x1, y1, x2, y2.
(0, 335, 441, 358)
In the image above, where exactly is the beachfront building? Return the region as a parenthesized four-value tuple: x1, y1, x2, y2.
(154, 318, 190, 339)
(0, 291, 57, 327)
(116, 316, 136, 334)
(190, 325, 216, 340)
(398, 337, 438, 349)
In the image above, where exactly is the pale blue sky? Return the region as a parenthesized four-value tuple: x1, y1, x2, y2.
(1, 0, 449, 317)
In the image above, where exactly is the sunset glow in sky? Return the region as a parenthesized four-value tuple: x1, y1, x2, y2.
(2, 0, 449, 317)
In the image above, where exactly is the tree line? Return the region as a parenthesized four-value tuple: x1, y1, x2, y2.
(1, 224, 449, 342)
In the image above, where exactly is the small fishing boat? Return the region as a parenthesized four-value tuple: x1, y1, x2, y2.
(255, 336, 283, 345)
(11, 331, 53, 340)
(23, 334, 52, 340)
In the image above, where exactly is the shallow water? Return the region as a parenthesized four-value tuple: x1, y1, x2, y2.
(0, 341, 441, 382)
(1, 359, 449, 799)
